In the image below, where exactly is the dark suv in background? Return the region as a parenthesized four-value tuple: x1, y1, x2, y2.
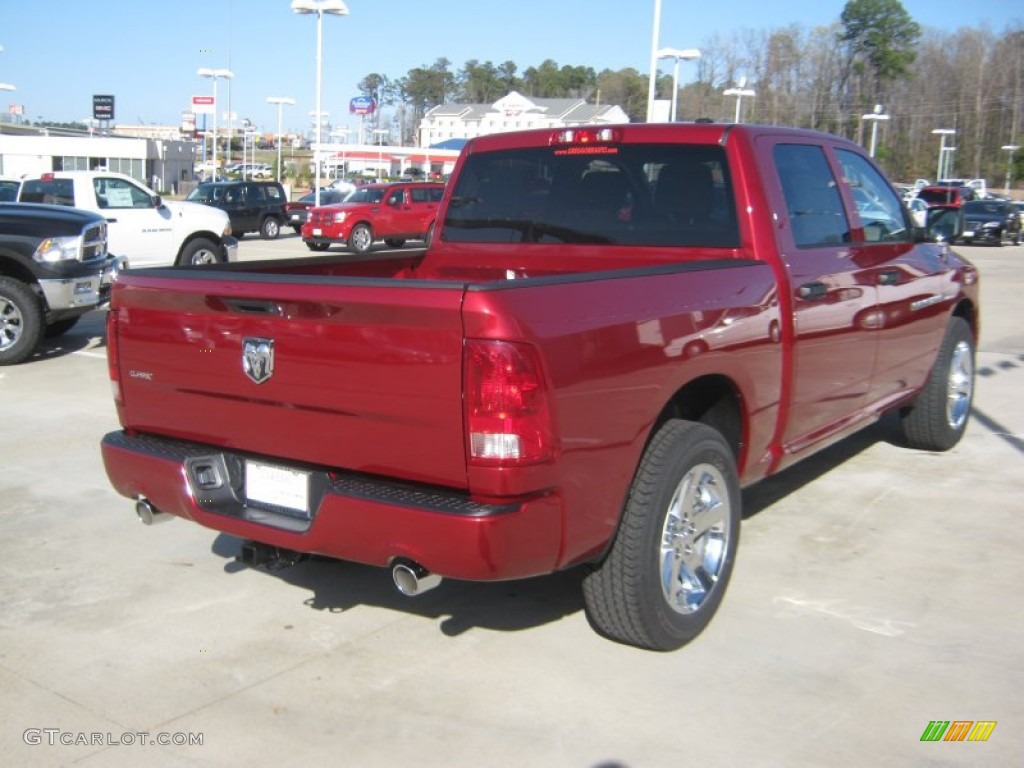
(186, 180, 287, 239)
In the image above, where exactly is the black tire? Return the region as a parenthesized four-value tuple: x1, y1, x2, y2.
(0, 277, 45, 365)
(260, 217, 281, 240)
(384, 238, 406, 248)
(898, 316, 974, 451)
(293, 226, 303, 235)
(582, 420, 741, 651)
(305, 241, 330, 252)
(348, 223, 373, 254)
(177, 238, 223, 266)
(45, 316, 81, 338)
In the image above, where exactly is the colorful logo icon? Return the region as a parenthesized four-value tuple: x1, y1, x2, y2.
(921, 721, 996, 742)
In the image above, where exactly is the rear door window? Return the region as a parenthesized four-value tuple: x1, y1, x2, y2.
(773, 144, 850, 247)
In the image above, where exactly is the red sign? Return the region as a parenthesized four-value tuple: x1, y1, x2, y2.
(192, 95, 215, 115)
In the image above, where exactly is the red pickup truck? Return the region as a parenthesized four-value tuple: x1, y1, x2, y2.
(100, 124, 977, 651)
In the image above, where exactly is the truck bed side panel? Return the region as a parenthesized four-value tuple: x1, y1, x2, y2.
(461, 260, 782, 567)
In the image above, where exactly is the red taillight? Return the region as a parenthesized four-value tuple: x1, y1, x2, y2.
(464, 340, 554, 466)
(106, 308, 122, 406)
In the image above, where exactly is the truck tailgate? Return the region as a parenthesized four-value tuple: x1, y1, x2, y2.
(110, 271, 469, 489)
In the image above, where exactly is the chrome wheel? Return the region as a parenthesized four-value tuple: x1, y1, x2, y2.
(350, 224, 373, 253)
(659, 463, 730, 615)
(0, 295, 24, 352)
(898, 316, 974, 451)
(189, 248, 218, 264)
(946, 339, 973, 430)
(582, 420, 740, 650)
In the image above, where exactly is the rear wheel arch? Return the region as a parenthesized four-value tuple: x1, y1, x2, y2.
(652, 374, 746, 464)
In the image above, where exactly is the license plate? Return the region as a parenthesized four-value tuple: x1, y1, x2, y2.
(245, 460, 310, 514)
(963, 230, 974, 238)
(312, 228, 322, 236)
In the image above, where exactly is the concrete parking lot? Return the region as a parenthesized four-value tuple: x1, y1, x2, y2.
(1, 235, 1021, 767)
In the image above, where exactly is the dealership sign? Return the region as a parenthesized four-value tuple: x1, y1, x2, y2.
(191, 95, 215, 115)
(349, 96, 376, 115)
(93, 94, 115, 121)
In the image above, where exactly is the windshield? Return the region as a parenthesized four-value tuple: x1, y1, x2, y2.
(186, 184, 226, 202)
(442, 144, 739, 247)
(962, 201, 1004, 215)
(346, 187, 385, 204)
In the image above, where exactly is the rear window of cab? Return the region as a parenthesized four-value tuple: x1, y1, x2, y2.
(442, 144, 739, 248)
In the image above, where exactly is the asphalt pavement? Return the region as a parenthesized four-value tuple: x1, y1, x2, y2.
(1, 234, 1021, 767)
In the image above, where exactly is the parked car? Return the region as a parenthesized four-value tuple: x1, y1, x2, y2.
(186, 180, 288, 239)
(0, 177, 22, 202)
(301, 181, 445, 253)
(0, 202, 124, 364)
(284, 189, 349, 233)
(230, 163, 272, 179)
(18, 171, 237, 267)
(906, 196, 930, 227)
(958, 199, 1021, 245)
(917, 185, 974, 207)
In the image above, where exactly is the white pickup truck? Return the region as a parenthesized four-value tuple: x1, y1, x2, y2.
(18, 171, 238, 267)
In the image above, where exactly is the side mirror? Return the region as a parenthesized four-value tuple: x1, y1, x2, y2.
(916, 205, 962, 244)
(152, 194, 164, 208)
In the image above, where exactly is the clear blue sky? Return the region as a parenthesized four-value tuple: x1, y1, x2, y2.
(1, 0, 1019, 136)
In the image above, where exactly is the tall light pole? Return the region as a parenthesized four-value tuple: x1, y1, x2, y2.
(724, 77, 756, 123)
(941, 146, 957, 180)
(657, 47, 701, 122)
(861, 104, 890, 158)
(1001, 144, 1020, 196)
(0, 45, 14, 176)
(932, 128, 956, 183)
(372, 128, 389, 180)
(645, 0, 663, 123)
(198, 67, 234, 182)
(267, 96, 295, 182)
(292, 0, 349, 207)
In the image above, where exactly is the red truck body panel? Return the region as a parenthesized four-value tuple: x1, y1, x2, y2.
(100, 123, 979, 587)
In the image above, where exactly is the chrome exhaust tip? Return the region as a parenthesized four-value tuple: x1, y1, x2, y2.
(392, 559, 442, 596)
(135, 498, 172, 526)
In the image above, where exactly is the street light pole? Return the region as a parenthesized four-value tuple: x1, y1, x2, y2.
(656, 48, 701, 122)
(931, 128, 956, 183)
(861, 104, 890, 158)
(198, 67, 234, 182)
(0, 80, 13, 177)
(645, 0, 663, 123)
(292, 0, 349, 207)
(373, 128, 388, 180)
(723, 77, 756, 123)
(267, 96, 295, 183)
(1001, 144, 1020, 196)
